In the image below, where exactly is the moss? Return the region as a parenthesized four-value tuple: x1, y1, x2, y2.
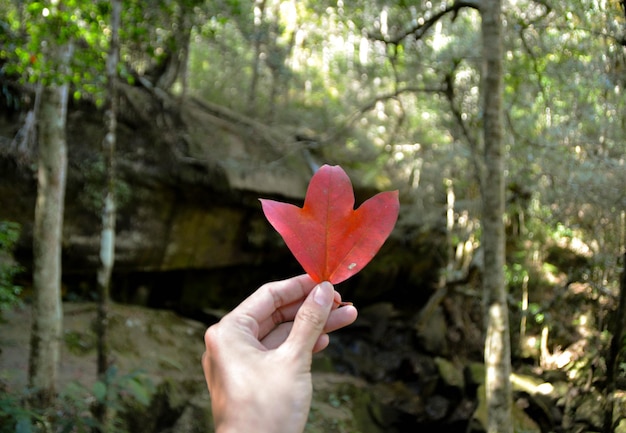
(63, 330, 95, 355)
(161, 206, 245, 270)
(465, 362, 485, 387)
(309, 377, 382, 433)
(434, 357, 465, 390)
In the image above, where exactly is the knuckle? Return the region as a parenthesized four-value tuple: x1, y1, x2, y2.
(266, 284, 286, 310)
(203, 325, 219, 349)
(297, 306, 325, 330)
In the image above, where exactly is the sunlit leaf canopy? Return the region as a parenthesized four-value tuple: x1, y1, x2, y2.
(1, 0, 625, 285)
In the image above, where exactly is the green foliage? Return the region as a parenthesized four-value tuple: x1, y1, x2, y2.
(0, 221, 23, 318)
(0, 391, 41, 433)
(0, 384, 96, 433)
(327, 392, 351, 408)
(0, 0, 207, 103)
(0, 0, 110, 104)
(505, 262, 529, 290)
(1, 0, 622, 261)
(523, 302, 545, 325)
(64, 329, 95, 355)
(185, 0, 626, 289)
(0, 368, 154, 433)
(93, 366, 155, 412)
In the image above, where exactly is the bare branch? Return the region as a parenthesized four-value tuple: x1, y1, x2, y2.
(322, 85, 446, 145)
(441, 65, 484, 189)
(369, 0, 480, 45)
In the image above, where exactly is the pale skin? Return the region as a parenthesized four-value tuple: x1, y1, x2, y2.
(202, 274, 359, 433)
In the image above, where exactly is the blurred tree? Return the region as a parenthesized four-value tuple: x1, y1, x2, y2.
(120, 0, 204, 95)
(94, 0, 121, 429)
(480, 1, 512, 432)
(28, 10, 73, 409)
(2, 0, 119, 409)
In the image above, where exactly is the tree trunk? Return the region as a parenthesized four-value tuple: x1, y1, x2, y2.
(28, 45, 72, 408)
(177, 11, 192, 103)
(94, 0, 121, 428)
(155, 7, 192, 92)
(248, 0, 267, 113)
(603, 252, 626, 433)
(481, 1, 513, 433)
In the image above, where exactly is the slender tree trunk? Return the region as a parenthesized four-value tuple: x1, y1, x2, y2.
(603, 252, 626, 433)
(248, 0, 267, 113)
(28, 44, 72, 408)
(94, 2, 121, 428)
(178, 12, 192, 103)
(481, 1, 513, 433)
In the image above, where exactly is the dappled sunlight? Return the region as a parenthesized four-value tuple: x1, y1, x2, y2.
(555, 232, 595, 258)
(510, 373, 555, 397)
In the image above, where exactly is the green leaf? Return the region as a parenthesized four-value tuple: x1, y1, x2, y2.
(127, 378, 152, 406)
(92, 380, 107, 403)
(15, 416, 33, 433)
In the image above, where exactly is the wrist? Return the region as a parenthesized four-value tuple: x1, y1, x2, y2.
(216, 421, 283, 433)
(213, 408, 282, 433)
(215, 413, 304, 433)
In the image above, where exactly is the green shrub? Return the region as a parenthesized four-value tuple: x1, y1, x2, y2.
(0, 368, 155, 433)
(0, 221, 23, 319)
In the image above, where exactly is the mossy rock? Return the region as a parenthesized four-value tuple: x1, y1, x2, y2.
(435, 356, 465, 390)
(472, 384, 541, 433)
(308, 373, 381, 433)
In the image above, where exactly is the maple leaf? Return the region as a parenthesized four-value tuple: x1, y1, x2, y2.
(260, 164, 399, 284)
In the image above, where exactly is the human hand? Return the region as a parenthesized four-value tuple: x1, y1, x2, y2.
(202, 274, 358, 433)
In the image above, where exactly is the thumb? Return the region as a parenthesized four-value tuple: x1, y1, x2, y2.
(284, 281, 334, 354)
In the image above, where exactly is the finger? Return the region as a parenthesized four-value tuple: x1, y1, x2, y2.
(256, 288, 340, 339)
(260, 302, 358, 349)
(312, 334, 330, 353)
(255, 298, 304, 339)
(324, 304, 358, 333)
(262, 327, 331, 353)
(283, 281, 334, 354)
(236, 274, 316, 329)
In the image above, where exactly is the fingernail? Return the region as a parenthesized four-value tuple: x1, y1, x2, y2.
(314, 282, 333, 306)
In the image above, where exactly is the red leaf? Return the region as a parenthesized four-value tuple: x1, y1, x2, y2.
(260, 164, 399, 284)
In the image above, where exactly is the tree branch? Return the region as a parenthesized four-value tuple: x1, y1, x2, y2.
(442, 66, 484, 188)
(369, 0, 481, 45)
(323, 85, 446, 145)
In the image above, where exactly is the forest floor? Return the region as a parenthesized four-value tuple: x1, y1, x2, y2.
(0, 302, 206, 391)
(0, 301, 369, 433)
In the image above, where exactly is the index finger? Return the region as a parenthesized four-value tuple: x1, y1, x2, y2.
(235, 274, 317, 327)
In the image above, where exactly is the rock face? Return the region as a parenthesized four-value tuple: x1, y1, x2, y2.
(0, 87, 311, 274)
(0, 84, 444, 313)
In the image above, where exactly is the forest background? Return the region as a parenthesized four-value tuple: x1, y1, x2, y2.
(0, 0, 625, 432)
